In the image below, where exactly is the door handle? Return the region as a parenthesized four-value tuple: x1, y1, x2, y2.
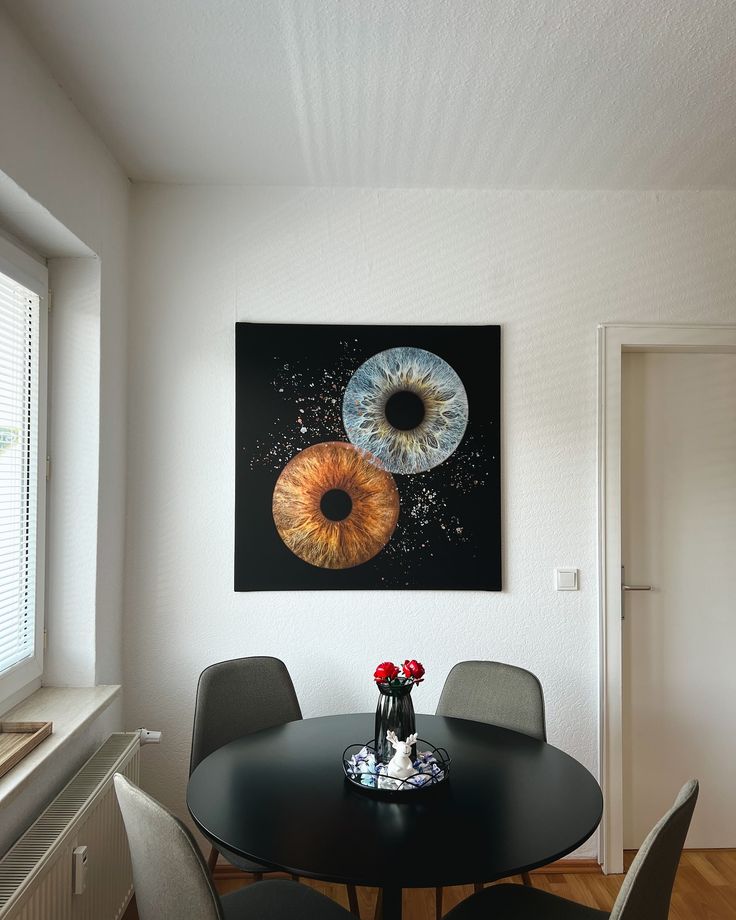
(621, 566, 653, 619)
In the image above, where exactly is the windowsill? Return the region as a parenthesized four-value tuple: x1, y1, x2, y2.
(0, 685, 121, 807)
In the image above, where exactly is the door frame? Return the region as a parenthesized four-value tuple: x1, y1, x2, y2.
(597, 323, 736, 874)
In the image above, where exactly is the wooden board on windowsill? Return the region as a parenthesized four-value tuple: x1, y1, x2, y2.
(0, 721, 52, 779)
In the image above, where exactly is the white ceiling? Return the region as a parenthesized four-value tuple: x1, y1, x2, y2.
(4, 0, 736, 188)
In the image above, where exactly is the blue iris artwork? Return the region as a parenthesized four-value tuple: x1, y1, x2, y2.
(343, 347, 469, 475)
(235, 323, 501, 591)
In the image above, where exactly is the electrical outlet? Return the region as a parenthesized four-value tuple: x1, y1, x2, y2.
(72, 845, 88, 895)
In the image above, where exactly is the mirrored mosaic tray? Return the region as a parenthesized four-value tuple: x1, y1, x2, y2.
(342, 738, 450, 798)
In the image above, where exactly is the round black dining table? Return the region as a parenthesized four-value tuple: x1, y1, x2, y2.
(187, 713, 602, 920)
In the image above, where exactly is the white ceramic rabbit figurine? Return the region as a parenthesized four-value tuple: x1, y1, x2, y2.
(385, 731, 418, 781)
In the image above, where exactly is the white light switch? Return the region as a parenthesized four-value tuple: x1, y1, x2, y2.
(555, 568, 578, 591)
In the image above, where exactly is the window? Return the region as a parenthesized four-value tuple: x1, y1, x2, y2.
(0, 235, 47, 708)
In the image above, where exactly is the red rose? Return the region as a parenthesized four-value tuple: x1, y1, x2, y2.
(402, 659, 425, 683)
(374, 661, 399, 683)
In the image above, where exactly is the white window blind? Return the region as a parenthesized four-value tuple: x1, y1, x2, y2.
(0, 270, 40, 676)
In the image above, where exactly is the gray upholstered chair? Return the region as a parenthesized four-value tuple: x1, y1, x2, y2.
(190, 656, 360, 915)
(114, 774, 352, 920)
(442, 780, 698, 920)
(434, 660, 546, 917)
(436, 660, 546, 741)
(190, 656, 303, 880)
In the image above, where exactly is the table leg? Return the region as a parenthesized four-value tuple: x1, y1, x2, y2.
(379, 886, 402, 920)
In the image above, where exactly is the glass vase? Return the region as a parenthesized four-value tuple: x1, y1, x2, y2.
(374, 681, 416, 765)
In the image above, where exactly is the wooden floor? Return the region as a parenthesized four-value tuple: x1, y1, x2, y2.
(123, 850, 736, 919)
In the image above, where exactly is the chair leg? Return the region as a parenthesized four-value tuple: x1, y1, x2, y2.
(521, 871, 532, 886)
(473, 882, 484, 894)
(206, 845, 218, 875)
(435, 886, 443, 920)
(347, 883, 360, 916)
(373, 887, 382, 920)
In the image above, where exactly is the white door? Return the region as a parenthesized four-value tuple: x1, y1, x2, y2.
(621, 351, 736, 848)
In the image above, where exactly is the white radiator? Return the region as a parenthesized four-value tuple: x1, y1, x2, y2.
(0, 733, 140, 920)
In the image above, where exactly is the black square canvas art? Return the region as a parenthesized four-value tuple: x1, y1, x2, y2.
(235, 323, 501, 590)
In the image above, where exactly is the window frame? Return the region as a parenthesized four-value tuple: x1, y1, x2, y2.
(0, 232, 48, 711)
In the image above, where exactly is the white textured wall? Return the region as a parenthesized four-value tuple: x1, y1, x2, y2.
(0, 6, 128, 849)
(44, 258, 100, 686)
(0, 7, 129, 687)
(126, 186, 736, 857)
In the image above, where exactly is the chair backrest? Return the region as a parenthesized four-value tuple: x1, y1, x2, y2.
(114, 774, 223, 920)
(435, 660, 546, 741)
(611, 780, 698, 920)
(190, 655, 302, 774)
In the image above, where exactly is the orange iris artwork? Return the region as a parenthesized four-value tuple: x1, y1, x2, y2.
(272, 442, 399, 569)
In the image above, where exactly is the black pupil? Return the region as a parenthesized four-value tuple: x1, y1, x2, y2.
(385, 390, 425, 431)
(320, 489, 353, 522)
